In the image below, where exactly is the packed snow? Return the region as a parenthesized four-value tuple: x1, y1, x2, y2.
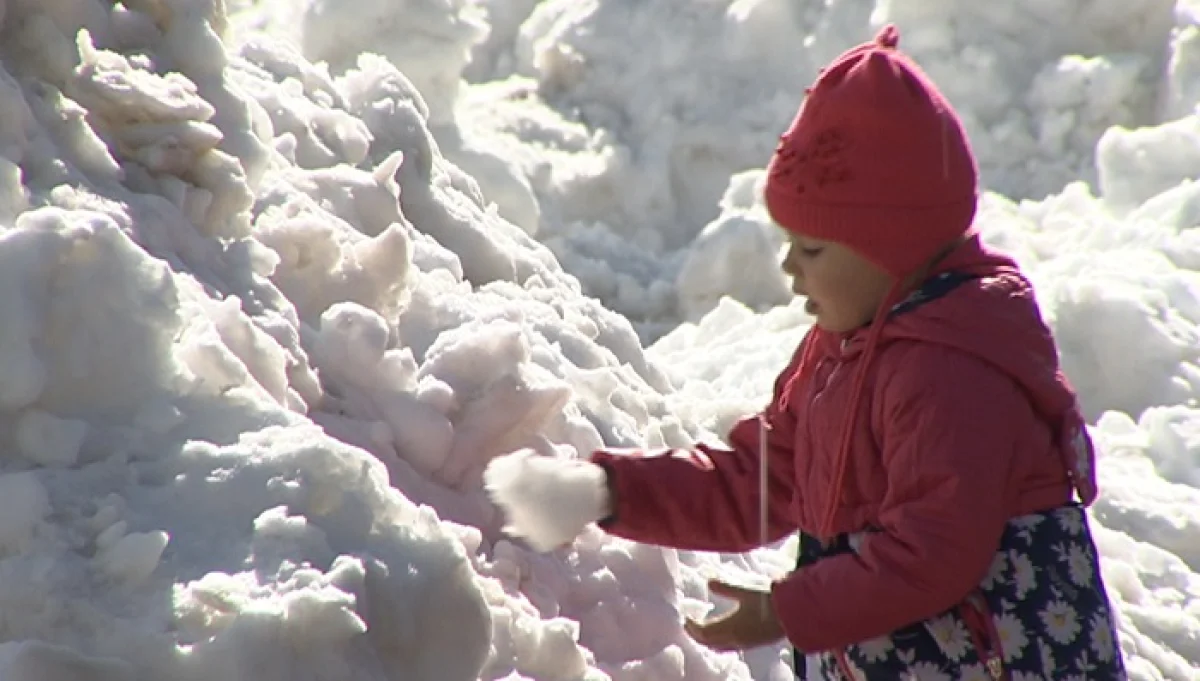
(0, 0, 1194, 679)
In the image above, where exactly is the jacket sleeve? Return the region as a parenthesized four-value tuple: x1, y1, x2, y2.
(588, 337, 812, 553)
(769, 343, 1023, 653)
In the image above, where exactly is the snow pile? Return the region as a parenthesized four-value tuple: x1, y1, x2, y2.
(0, 2, 730, 680)
(0, 0, 1195, 680)
(441, 0, 1185, 335)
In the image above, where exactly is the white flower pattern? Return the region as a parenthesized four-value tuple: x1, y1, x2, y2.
(1055, 507, 1083, 536)
(804, 508, 1124, 681)
(1009, 550, 1038, 599)
(856, 635, 894, 663)
(901, 661, 950, 681)
(1090, 612, 1116, 662)
(1038, 637, 1055, 672)
(1066, 544, 1093, 587)
(1041, 600, 1082, 645)
(957, 663, 992, 681)
(981, 551, 1008, 590)
(995, 611, 1030, 662)
(1011, 515, 1043, 544)
(926, 615, 972, 661)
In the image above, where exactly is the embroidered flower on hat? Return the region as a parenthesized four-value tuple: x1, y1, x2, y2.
(769, 127, 854, 194)
(811, 129, 850, 158)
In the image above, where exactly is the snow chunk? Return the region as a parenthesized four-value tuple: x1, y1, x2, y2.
(0, 473, 48, 556)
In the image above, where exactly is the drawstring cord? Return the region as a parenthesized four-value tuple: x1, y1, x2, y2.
(759, 416, 770, 552)
(961, 593, 1010, 680)
(759, 415, 771, 625)
(816, 235, 982, 679)
(817, 235, 968, 537)
(759, 333, 818, 621)
(817, 280, 901, 537)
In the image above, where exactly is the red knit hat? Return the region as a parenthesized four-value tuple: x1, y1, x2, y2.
(764, 25, 978, 278)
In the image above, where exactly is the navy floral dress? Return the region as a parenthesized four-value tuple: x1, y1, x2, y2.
(792, 504, 1126, 680)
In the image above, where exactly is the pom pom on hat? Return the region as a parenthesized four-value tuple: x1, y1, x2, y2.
(875, 24, 899, 48)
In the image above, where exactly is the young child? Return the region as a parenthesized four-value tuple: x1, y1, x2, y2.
(484, 25, 1126, 681)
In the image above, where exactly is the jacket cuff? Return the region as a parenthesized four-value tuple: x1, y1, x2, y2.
(770, 572, 815, 653)
(589, 452, 619, 528)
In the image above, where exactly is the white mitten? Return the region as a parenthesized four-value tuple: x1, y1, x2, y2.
(483, 448, 611, 552)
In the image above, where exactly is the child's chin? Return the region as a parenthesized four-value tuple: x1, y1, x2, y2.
(812, 314, 857, 334)
(813, 319, 837, 332)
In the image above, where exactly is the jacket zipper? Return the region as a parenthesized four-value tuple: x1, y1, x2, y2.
(803, 357, 840, 544)
(812, 337, 1007, 680)
(810, 353, 857, 681)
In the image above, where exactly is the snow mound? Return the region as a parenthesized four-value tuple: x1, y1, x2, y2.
(0, 2, 769, 680)
(440, 0, 1187, 335)
(0, 0, 1197, 680)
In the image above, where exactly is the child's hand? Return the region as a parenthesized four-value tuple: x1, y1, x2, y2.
(684, 579, 786, 651)
(483, 448, 611, 552)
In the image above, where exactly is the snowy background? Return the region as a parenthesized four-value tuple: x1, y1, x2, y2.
(0, 0, 1196, 679)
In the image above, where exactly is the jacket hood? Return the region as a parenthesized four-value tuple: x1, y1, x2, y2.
(813, 234, 1098, 505)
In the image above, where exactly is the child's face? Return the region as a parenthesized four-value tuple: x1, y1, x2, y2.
(780, 232, 894, 333)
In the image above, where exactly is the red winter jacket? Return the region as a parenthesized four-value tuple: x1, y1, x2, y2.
(589, 234, 1097, 654)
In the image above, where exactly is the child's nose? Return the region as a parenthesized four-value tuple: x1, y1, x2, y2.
(781, 248, 803, 277)
(781, 262, 805, 291)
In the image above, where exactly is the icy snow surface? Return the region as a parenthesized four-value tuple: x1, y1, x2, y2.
(0, 0, 1192, 679)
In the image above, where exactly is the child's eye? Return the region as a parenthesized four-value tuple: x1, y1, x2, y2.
(800, 247, 823, 257)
